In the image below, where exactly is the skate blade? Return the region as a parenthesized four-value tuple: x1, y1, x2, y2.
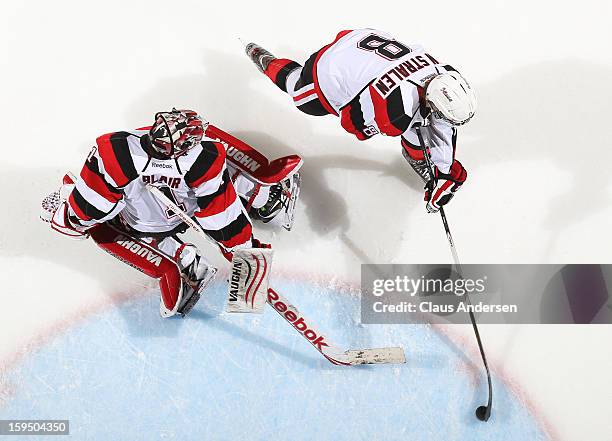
(178, 267, 217, 317)
(281, 173, 301, 231)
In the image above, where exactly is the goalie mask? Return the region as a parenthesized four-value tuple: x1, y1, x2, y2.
(425, 72, 477, 126)
(150, 108, 207, 157)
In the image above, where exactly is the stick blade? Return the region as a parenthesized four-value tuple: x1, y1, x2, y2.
(344, 347, 406, 365)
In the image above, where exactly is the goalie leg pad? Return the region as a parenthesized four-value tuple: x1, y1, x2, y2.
(232, 171, 271, 210)
(157, 238, 218, 316)
(89, 223, 184, 317)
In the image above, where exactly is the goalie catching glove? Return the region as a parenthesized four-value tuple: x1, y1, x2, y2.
(424, 160, 467, 213)
(41, 173, 90, 239)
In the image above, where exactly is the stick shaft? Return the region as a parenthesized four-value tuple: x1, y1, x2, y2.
(146, 184, 405, 366)
(415, 126, 492, 419)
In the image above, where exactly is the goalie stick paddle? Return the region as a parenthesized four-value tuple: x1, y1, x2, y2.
(267, 287, 405, 365)
(145, 184, 406, 366)
(415, 125, 493, 422)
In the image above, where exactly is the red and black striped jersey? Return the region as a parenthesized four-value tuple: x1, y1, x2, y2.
(68, 130, 252, 250)
(311, 29, 456, 141)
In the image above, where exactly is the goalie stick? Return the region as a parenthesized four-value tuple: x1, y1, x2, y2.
(415, 125, 493, 422)
(146, 184, 406, 366)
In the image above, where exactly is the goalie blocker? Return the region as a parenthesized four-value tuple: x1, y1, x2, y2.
(147, 181, 406, 366)
(89, 223, 217, 318)
(227, 248, 273, 313)
(225, 252, 405, 364)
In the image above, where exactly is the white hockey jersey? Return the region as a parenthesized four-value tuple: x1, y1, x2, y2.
(312, 29, 460, 173)
(68, 130, 253, 249)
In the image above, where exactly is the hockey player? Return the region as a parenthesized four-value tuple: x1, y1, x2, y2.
(245, 29, 476, 213)
(41, 109, 273, 318)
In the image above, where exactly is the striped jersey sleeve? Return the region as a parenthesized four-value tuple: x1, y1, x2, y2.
(339, 84, 415, 140)
(401, 118, 457, 174)
(67, 132, 137, 226)
(186, 141, 253, 250)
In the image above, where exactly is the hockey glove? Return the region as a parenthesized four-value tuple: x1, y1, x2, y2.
(41, 173, 89, 239)
(425, 160, 467, 213)
(219, 237, 271, 262)
(51, 201, 90, 239)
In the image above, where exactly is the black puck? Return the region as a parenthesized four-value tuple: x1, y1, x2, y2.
(475, 406, 490, 421)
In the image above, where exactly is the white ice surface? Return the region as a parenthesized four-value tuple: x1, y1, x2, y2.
(1, 1, 612, 439)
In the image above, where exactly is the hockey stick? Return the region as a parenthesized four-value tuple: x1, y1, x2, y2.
(266, 287, 405, 365)
(415, 125, 493, 421)
(146, 184, 406, 366)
